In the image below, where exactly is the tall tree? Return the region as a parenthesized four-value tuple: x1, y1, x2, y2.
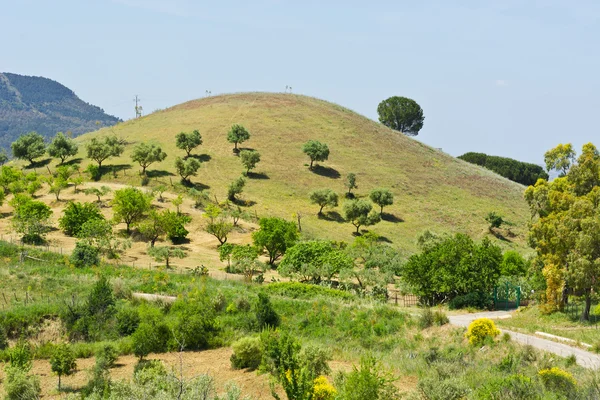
(309, 189, 339, 215)
(526, 143, 600, 319)
(377, 96, 424, 136)
(131, 143, 167, 174)
(240, 150, 261, 174)
(85, 136, 124, 168)
(174, 157, 201, 183)
(203, 204, 233, 245)
(175, 130, 202, 157)
(112, 187, 151, 234)
(302, 140, 329, 170)
(544, 143, 576, 177)
(343, 199, 381, 233)
(252, 217, 299, 265)
(227, 124, 250, 151)
(47, 132, 78, 164)
(11, 131, 46, 165)
(369, 188, 394, 215)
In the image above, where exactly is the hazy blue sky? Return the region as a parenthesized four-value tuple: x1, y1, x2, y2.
(1, 0, 598, 163)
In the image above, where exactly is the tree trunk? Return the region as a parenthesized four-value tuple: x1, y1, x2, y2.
(318, 205, 324, 215)
(166, 257, 170, 268)
(355, 224, 360, 233)
(151, 237, 156, 247)
(309, 159, 314, 169)
(58, 375, 61, 391)
(126, 223, 130, 234)
(380, 205, 384, 215)
(561, 285, 569, 307)
(582, 290, 592, 322)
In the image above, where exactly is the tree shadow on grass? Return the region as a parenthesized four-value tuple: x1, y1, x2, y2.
(382, 213, 404, 223)
(247, 172, 270, 180)
(147, 169, 175, 178)
(189, 154, 212, 162)
(62, 158, 83, 167)
(320, 211, 345, 223)
(376, 235, 393, 244)
(231, 198, 256, 207)
(492, 230, 512, 243)
(312, 165, 341, 179)
(27, 158, 51, 169)
(184, 180, 210, 191)
(100, 164, 132, 179)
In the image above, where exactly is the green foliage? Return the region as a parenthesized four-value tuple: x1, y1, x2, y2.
(501, 251, 528, 277)
(87, 275, 116, 320)
(335, 355, 400, 400)
(11, 131, 46, 164)
(263, 282, 354, 300)
(369, 188, 393, 214)
(8, 341, 33, 371)
(475, 374, 541, 400)
(231, 336, 262, 370)
(0, 149, 7, 166)
(252, 217, 299, 265)
(59, 201, 104, 236)
(418, 308, 449, 329)
(84, 185, 112, 202)
(3, 366, 41, 400)
(78, 218, 130, 259)
(416, 376, 469, 400)
(345, 173, 357, 196)
(544, 143, 576, 176)
(240, 149, 261, 174)
(343, 199, 380, 233)
(11, 197, 53, 243)
(228, 245, 265, 280)
(137, 209, 169, 246)
(302, 140, 329, 169)
(171, 295, 218, 350)
(310, 189, 339, 215)
(47, 132, 78, 164)
(112, 187, 152, 233)
(131, 323, 161, 360)
(131, 142, 167, 174)
(176, 130, 203, 157)
(448, 292, 492, 310)
(0, 324, 7, 350)
(300, 346, 332, 378)
(466, 318, 500, 346)
(403, 233, 503, 305)
(85, 163, 101, 181)
(116, 307, 141, 336)
(47, 175, 68, 201)
(85, 135, 124, 168)
(174, 156, 201, 183)
(255, 292, 280, 329)
(227, 124, 250, 151)
(228, 176, 246, 201)
(377, 96, 424, 136)
(279, 241, 353, 283)
(459, 152, 549, 185)
(485, 211, 504, 231)
(70, 240, 100, 268)
(147, 245, 187, 268)
(538, 367, 577, 395)
(204, 205, 233, 245)
(49, 343, 77, 390)
(163, 210, 191, 242)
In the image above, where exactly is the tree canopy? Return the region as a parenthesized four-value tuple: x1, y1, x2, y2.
(369, 188, 394, 215)
(47, 132, 78, 164)
(85, 136, 124, 168)
(131, 143, 167, 174)
(11, 131, 46, 164)
(112, 187, 152, 234)
(302, 140, 329, 170)
(309, 189, 339, 215)
(175, 130, 203, 157)
(174, 157, 201, 183)
(240, 150, 261, 174)
(343, 199, 380, 233)
(252, 217, 299, 265)
(376, 96, 424, 136)
(279, 241, 353, 283)
(227, 124, 250, 151)
(458, 152, 549, 186)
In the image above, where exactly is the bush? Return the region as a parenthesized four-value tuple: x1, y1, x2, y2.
(3, 366, 41, 400)
(301, 345, 332, 378)
(538, 367, 577, 394)
(418, 308, 434, 329)
(96, 344, 118, 369)
(230, 336, 262, 370)
(59, 201, 104, 236)
(313, 375, 337, 400)
(417, 377, 469, 400)
(255, 292, 280, 329)
(0, 324, 7, 350)
(433, 310, 449, 326)
(448, 292, 492, 310)
(70, 241, 100, 268)
(335, 355, 400, 400)
(465, 318, 500, 346)
(86, 164, 101, 181)
(116, 307, 141, 336)
(475, 374, 541, 400)
(9, 341, 33, 371)
(131, 323, 160, 360)
(263, 282, 354, 300)
(235, 296, 251, 312)
(133, 359, 167, 385)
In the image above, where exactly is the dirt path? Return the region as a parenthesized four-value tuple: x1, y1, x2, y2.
(449, 311, 600, 368)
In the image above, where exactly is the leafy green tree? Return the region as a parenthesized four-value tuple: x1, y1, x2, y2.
(47, 176, 69, 201)
(137, 209, 169, 246)
(227, 124, 250, 151)
(59, 201, 105, 236)
(172, 194, 183, 213)
(175, 130, 202, 157)
(228, 176, 246, 201)
(112, 187, 152, 234)
(12, 197, 53, 243)
(131, 143, 167, 174)
(240, 150, 261, 174)
(84, 185, 112, 203)
(204, 204, 233, 245)
(11, 132, 46, 165)
(174, 156, 201, 183)
(544, 143, 576, 177)
(70, 175, 84, 193)
(402, 233, 502, 305)
(345, 173, 357, 197)
(279, 240, 354, 283)
(85, 136, 124, 168)
(309, 189, 339, 215)
(131, 323, 158, 361)
(302, 140, 329, 170)
(253, 217, 299, 265)
(526, 143, 600, 318)
(162, 210, 191, 243)
(485, 211, 504, 232)
(343, 199, 381, 233)
(369, 188, 394, 215)
(47, 132, 78, 164)
(267, 332, 314, 400)
(70, 241, 100, 268)
(78, 218, 130, 259)
(147, 245, 186, 268)
(0, 166, 22, 192)
(87, 275, 116, 319)
(219, 243, 234, 268)
(0, 149, 8, 166)
(50, 344, 77, 391)
(229, 245, 265, 280)
(346, 233, 402, 289)
(459, 152, 548, 185)
(501, 251, 528, 277)
(376, 96, 424, 136)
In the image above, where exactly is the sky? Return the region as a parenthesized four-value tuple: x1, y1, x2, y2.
(1, 0, 599, 164)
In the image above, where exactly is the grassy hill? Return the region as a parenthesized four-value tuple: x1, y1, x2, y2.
(0, 72, 120, 150)
(66, 92, 530, 254)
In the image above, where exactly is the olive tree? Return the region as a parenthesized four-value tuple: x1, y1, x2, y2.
(50, 344, 76, 391)
(309, 189, 338, 216)
(11, 132, 46, 165)
(147, 245, 186, 268)
(302, 140, 329, 170)
(174, 156, 201, 183)
(343, 199, 381, 233)
(86, 136, 124, 168)
(369, 188, 394, 215)
(175, 130, 202, 157)
(47, 132, 78, 164)
(131, 143, 167, 174)
(240, 150, 261, 174)
(228, 176, 246, 201)
(345, 173, 357, 197)
(252, 217, 299, 265)
(227, 124, 250, 151)
(112, 187, 152, 233)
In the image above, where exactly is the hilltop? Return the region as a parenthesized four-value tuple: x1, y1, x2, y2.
(0, 72, 120, 150)
(68, 92, 530, 253)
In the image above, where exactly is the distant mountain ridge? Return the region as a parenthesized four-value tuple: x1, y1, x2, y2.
(0, 72, 120, 151)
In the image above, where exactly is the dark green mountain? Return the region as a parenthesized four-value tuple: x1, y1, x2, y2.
(0, 72, 120, 151)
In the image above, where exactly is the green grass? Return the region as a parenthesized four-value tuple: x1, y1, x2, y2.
(22, 92, 531, 254)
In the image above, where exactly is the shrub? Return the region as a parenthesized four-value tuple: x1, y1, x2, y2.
(448, 292, 492, 310)
(335, 355, 400, 400)
(9, 341, 33, 371)
(59, 201, 104, 236)
(418, 308, 434, 329)
(255, 292, 279, 329)
(133, 359, 167, 385)
(3, 366, 41, 400)
(70, 241, 100, 268)
(96, 344, 118, 370)
(86, 164, 101, 181)
(417, 377, 469, 400)
(301, 345, 332, 378)
(131, 323, 159, 360)
(465, 318, 500, 346)
(116, 307, 141, 336)
(313, 375, 337, 400)
(212, 292, 227, 312)
(49, 344, 77, 391)
(0, 324, 8, 350)
(433, 310, 449, 326)
(230, 336, 262, 370)
(235, 296, 251, 312)
(538, 367, 577, 394)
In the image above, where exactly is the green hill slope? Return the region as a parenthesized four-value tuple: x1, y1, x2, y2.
(0, 72, 120, 150)
(73, 92, 530, 253)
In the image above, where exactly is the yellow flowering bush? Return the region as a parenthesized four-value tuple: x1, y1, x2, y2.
(465, 318, 500, 346)
(538, 367, 577, 393)
(313, 375, 336, 400)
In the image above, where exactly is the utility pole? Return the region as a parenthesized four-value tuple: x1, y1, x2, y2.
(133, 95, 143, 118)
